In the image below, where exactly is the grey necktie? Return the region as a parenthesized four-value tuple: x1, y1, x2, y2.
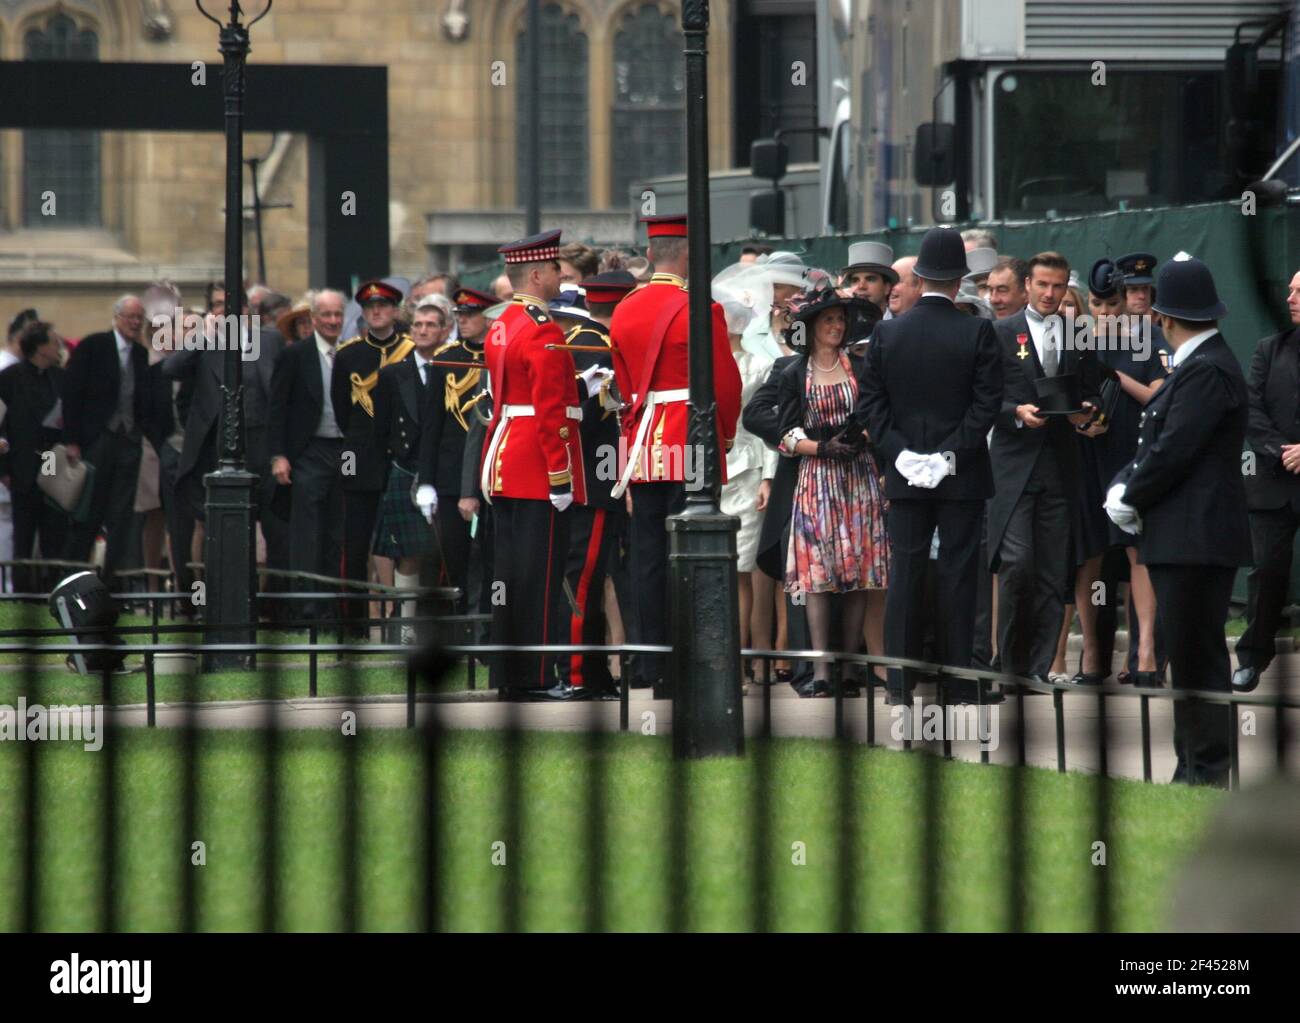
(1040, 320, 1059, 377)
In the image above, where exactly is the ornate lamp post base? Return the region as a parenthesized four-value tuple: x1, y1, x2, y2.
(202, 469, 258, 672)
(668, 511, 744, 758)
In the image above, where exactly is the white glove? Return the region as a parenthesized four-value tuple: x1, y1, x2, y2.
(577, 364, 613, 399)
(550, 489, 574, 512)
(415, 484, 438, 524)
(1104, 483, 1141, 535)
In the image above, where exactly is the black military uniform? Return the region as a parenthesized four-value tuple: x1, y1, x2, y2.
(549, 274, 635, 698)
(1108, 258, 1251, 787)
(331, 280, 414, 631)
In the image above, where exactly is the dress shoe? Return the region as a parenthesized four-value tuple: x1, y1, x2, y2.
(1231, 665, 1260, 693)
(792, 677, 832, 698)
(1131, 670, 1166, 689)
(944, 680, 1004, 705)
(530, 682, 590, 702)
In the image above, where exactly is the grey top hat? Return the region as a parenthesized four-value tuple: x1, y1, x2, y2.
(963, 247, 999, 281)
(840, 241, 899, 284)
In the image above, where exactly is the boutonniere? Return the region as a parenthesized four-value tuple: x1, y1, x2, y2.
(1016, 333, 1030, 360)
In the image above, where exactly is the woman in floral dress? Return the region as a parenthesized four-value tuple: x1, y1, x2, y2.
(775, 289, 887, 696)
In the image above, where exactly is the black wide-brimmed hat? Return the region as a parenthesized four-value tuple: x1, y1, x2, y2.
(783, 289, 882, 351)
(913, 227, 970, 281)
(1151, 257, 1227, 322)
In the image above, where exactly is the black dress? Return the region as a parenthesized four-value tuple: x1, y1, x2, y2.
(1073, 341, 1171, 564)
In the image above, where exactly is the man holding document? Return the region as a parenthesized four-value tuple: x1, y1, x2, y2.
(1105, 257, 1251, 787)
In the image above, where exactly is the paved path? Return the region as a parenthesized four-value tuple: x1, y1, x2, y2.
(101, 657, 1300, 787)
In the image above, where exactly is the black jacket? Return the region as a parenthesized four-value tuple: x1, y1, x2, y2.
(857, 294, 1002, 501)
(1113, 333, 1252, 567)
(741, 354, 801, 580)
(986, 309, 1092, 566)
(413, 339, 486, 498)
(375, 354, 440, 476)
(331, 332, 413, 492)
(0, 360, 63, 494)
(1243, 327, 1300, 511)
(62, 330, 149, 448)
(269, 336, 331, 465)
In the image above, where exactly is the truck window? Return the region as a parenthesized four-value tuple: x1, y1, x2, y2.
(992, 67, 1276, 218)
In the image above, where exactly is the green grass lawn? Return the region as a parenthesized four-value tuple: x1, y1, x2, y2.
(0, 730, 1223, 932)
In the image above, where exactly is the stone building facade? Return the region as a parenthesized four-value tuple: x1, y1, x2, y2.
(0, 0, 734, 337)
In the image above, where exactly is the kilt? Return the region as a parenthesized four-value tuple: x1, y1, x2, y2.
(372, 463, 434, 559)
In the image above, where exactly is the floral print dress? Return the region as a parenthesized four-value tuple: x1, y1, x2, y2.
(785, 355, 889, 594)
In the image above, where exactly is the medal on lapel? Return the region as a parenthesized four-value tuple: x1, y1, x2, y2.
(1016, 333, 1030, 360)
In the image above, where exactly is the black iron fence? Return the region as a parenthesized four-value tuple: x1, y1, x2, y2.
(0, 576, 1295, 933)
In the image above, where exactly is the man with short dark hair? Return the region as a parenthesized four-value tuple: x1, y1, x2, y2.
(986, 257, 1029, 319)
(1106, 257, 1251, 786)
(988, 253, 1102, 686)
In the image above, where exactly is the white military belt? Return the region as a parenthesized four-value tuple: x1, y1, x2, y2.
(481, 404, 583, 502)
(611, 388, 691, 499)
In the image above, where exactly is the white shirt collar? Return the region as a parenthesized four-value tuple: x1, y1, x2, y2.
(1171, 328, 1217, 367)
(920, 292, 954, 304)
(315, 331, 336, 359)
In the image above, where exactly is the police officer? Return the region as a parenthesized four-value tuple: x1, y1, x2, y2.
(482, 230, 587, 699)
(1105, 257, 1251, 787)
(332, 280, 415, 635)
(610, 214, 743, 696)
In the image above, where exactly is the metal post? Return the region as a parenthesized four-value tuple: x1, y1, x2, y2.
(668, 0, 743, 759)
(524, 0, 541, 234)
(196, 1, 270, 672)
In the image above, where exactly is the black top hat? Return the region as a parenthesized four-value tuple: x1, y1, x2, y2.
(1116, 252, 1158, 286)
(1088, 258, 1121, 299)
(784, 291, 882, 351)
(1033, 373, 1085, 415)
(1151, 257, 1227, 322)
(913, 227, 970, 281)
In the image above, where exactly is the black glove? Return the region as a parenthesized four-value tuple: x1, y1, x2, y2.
(818, 436, 860, 461)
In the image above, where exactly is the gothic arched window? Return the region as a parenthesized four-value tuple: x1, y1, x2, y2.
(611, 4, 685, 204)
(515, 4, 589, 208)
(24, 13, 101, 226)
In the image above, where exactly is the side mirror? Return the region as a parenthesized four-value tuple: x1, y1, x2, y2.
(749, 189, 785, 236)
(914, 122, 956, 187)
(751, 138, 788, 182)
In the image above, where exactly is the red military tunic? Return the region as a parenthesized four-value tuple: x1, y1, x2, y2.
(479, 294, 587, 504)
(609, 272, 743, 494)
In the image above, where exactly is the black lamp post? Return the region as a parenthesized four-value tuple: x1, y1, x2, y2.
(196, 0, 271, 670)
(668, 0, 744, 758)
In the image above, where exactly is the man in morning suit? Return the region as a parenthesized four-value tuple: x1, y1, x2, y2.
(1231, 268, 1300, 694)
(270, 289, 348, 621)
(332, 280, 415, 635)
(858, 227, 1004, 704)
(61, 294, 150, 590)
(1105, 257, 1251, 787)
(609, 214, 743, 696)
(987, 252, 1102, 688)
(481, 229, 588, 700)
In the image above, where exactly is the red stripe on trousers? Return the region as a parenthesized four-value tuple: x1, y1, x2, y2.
(569, 509, 606, 688)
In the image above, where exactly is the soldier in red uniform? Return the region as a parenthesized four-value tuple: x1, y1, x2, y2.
(482, 229, 587, 699)
(609, 214, 743, 694)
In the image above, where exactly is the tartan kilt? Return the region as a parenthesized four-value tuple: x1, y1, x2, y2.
(372, 463, 434, 559)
